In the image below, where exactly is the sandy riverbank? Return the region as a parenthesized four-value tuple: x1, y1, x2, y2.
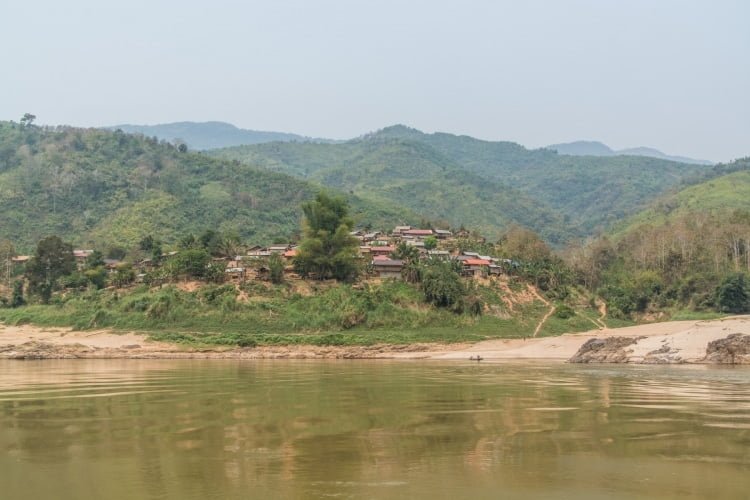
(0, 323, 468, 359)
(1, 317, 749, 361)
(423, 316, 750, 363)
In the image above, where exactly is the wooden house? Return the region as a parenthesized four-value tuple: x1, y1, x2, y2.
(225, 260, 246, 282)
(369, 246, 395, 257)
(462, 259, 491, 277)
(372, 258, 404, 279)
(402, 229, 433, 240)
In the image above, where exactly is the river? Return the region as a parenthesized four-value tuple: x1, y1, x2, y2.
(0, 360, 748, 499)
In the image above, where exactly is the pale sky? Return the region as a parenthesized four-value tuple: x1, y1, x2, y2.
(3, 0, 748, 162)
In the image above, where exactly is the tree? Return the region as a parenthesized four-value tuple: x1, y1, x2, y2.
(106, 246, 127, 260)
(716, 273, 749, 313)
(86, 250, 105, 269)
(421, 260, 466, 312)
(20, 113, 36, 128)
(139, 235, 156, 252)
(268, 253, 285, 284)
(85, 267, 108, 289)
(423, 236, 438, 251)
(172, 249, 210, 279)
(294, 193, 360, 281)
(11, 280, 24, 307)
(498, 225, 552, 263)
(178, 233, 198, 250)
(25, 236, 75, 303)
(139, 235, 162, 262)
(391, 242, 419, 263)
(217, 232, 243, 259)
(112, 264, 135, 288)
(199, 229, 223, 256)
(0, 240, 14, 288)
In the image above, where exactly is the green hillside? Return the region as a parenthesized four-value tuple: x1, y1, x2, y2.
(211, 125, 707, 239)
(373, 126, 708, 233)
(210, 135, 570, 244)
(0, 122, 415, 252)
(568, 158, 750, 317)
(612, 158, 750, 235)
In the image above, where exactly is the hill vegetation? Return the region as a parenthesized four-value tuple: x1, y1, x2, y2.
(211, 125, 708, 241)
(568, 158, 750, 317)
(0, 121, 415, 252)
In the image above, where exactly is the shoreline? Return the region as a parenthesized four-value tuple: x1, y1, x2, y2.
(1, 316, 749, 362)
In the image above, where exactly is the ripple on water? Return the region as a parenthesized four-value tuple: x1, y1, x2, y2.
(703, 422, 750, 429)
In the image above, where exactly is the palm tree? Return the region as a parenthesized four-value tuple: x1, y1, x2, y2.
(391, 242, 419, 263)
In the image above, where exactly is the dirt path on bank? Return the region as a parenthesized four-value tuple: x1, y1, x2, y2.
(2, 316, 749, 362)
(529, 286, 554, 337)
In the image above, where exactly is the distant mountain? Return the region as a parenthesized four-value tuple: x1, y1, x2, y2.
(546, 140, 615, 157)
(616, 147, 713, 166)
(210, 124, 709, 242)
(106, 121, 335, 150)
(547, 140, 712, 165)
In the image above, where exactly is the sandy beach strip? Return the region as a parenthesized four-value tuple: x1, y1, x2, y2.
(1, 316, 748, 361)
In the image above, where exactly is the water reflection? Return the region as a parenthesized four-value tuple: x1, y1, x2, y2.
(0, 360, 748, 499)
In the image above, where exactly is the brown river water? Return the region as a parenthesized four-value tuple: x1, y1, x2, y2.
(0, 360, 748, 499)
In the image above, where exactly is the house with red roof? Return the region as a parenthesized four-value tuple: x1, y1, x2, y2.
(463, 258, 491, 277)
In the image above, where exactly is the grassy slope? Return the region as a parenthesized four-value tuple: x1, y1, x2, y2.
(611, 163, 750, 237)
(0, 280, 599, 346)
(0, 122, 417, 251)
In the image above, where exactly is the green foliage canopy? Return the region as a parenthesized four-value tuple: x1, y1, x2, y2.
(294, 193, 360, 281)
(25, 235, 75, 303)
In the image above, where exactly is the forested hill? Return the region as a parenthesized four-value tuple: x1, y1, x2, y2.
(0, 122, 414, 251)
(569, 157, 750, 317)
(210, 124, 708, 240)
(611, 157, 750, 237)
(107, 121, 335, 150)
(209, 131, 572, 244)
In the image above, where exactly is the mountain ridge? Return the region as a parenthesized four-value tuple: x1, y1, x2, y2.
(547, 140, 712, 165)
(105, 121, 337, 151)
(210, 125, 709, 242)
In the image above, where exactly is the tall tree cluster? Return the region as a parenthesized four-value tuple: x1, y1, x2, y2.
(294, 193, 360, 281)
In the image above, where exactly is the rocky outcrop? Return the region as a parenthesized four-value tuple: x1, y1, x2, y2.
(0, 341, 96, 359)
(0, 340, 461, 360)
(642, 344, 684, 364)
(568, 337, 643, 363)
(702, 334, 750, 364)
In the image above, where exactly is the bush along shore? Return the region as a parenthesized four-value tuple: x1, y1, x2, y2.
(0, 278, 600, 348)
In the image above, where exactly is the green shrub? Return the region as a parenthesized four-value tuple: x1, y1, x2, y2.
(716, 273, 749, 313)
(554, 304, 575, 319)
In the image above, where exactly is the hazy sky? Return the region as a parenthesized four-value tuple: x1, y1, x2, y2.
(3, 0, 748, 161)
